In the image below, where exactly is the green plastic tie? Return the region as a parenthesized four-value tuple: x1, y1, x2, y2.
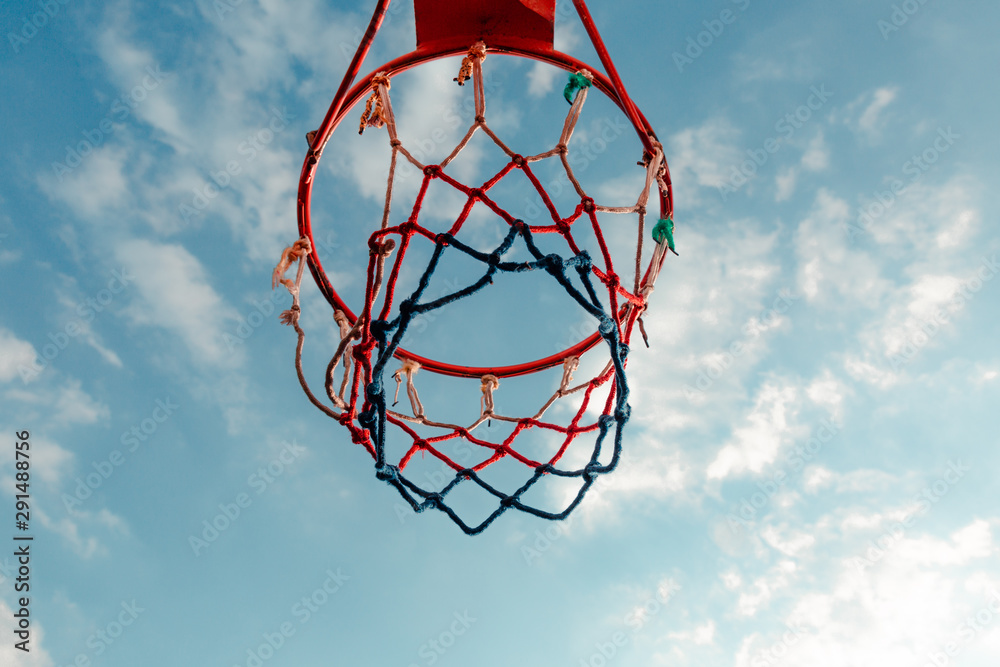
(652, 218, 676, 253)
(563, 72, 592, 104)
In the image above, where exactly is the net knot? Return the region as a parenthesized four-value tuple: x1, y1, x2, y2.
(423, 164, 442, 177)
(469, 187, 485, 200)
(375, 464, 399, 482)
(369, 318, 392, 341)
(512, 154, 525, 166)
(480, 374, 500, 416)
(278, 304, 300, 327)
(500, 495, 516, 508)
(541, 254, 564, 273)
(455, 41, 487, 86)
(353, 339, 376, 360)
(369, 237, 396, 257)
(582, 197, 595, 213)
(272, 237, 312, 290)
(350, 427, 370, 445)
(359, 405, 377, 430)
(480, 375, 500, 393)
(359, 73, 391, 135)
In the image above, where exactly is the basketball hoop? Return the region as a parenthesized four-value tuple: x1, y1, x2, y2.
(275, 0, 674, 534)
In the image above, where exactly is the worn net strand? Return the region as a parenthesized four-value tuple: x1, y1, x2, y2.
(276, 48, 671, 534)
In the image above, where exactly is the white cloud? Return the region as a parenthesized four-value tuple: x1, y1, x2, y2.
(4, 381, 109, 430)
(33, 505, 104, 558)
(115, 239, 240, 366)
(707, 383, 802, 480)
(759, 519, 1000, 667)
(736, 560, 798, 616)
(834, 86, 899, 140)
(0, 327, 37, 384)
(805, 370, 847, 421)
(39, 146, 130, 218)
(761, 524, 816, 557)
(800, 131, 829, 172)
(527, 22, 582, 97)
(858, 87, 898, 136)
(669, 619, 717, 645)
(795, 188, 892, 307)
(773, 132, 827, 202)
(775, 167, 797, 202)
(0, 600, 53, 666)
(667, 118, 743, 193)
(21, 436, 75, 488)
(843, 177, 985, 386)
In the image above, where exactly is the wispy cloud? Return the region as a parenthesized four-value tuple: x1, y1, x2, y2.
(115, 239, 240, 367)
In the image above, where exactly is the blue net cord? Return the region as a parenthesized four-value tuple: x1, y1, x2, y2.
(356, 221, 631, 535)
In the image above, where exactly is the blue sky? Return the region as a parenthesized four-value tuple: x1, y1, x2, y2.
(2, 0, 1000, 665)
